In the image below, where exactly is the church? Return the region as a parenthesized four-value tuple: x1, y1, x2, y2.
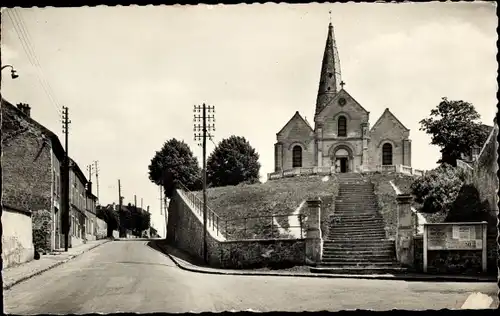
(274, 22, 412, 174)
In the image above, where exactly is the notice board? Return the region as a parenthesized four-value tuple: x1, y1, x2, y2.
(426, 224, 483, 250)
(423, 222, 487, 273)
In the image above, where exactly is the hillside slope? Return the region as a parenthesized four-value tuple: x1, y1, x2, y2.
(365, 172, 422, 239)
(194, 176, 339, 240)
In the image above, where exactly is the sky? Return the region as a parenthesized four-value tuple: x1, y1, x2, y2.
(1, 3, 497, 236)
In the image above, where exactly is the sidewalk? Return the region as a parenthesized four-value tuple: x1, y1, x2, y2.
(153, 241, 498, 283)
(3, 239, 111, 290)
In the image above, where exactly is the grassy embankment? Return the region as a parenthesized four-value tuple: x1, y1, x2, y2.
(366, 172, 431, 239)
(194, 176, 338, 240)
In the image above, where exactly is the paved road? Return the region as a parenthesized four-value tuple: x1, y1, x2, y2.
(4, 241, 498, 313)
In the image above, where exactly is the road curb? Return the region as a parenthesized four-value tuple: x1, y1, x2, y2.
(3, 239, 111, 290)
(155, 242, 497, 283)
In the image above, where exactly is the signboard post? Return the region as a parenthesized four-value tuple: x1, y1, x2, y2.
(423, 222, 487, 273)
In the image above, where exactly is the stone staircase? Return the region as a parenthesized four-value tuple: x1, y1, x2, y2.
(311, 173, 406, 274)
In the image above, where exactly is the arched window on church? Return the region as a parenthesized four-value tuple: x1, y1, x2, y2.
(382, 143, 393, 165)
(338, 116, 347, 137)
(292, 145, 302, 168)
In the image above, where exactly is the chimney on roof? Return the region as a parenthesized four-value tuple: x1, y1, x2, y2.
(16, 103, 31, 117)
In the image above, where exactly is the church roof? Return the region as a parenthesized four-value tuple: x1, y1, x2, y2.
(315, 22, 343, 116)
(371, 108, 409, 132)
(315, 88, 369, 119)
(276, 111, 314, 136)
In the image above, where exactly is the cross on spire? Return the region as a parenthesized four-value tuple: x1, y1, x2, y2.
(329, 10, 332, 24)
(340, 81, 346, 89)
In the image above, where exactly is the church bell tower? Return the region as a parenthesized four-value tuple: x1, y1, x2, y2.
(314, 18, 343, 167)
(314, 21, 343, 119)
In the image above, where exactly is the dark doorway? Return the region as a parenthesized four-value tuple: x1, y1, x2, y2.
(336, 157, 349, 173)
(340, 158, 348, 173)
(55, 207, 60, 249)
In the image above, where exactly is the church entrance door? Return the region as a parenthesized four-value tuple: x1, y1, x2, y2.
(336, 158, 349, 173)
(334, 148, 350, 173)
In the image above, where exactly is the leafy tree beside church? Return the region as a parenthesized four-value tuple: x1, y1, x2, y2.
(419, 97, 490, 167)
(207, 135, 261, 187)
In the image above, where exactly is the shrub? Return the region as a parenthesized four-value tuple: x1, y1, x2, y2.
(410, 164, 467, 215)
(32, 210, 52, 254)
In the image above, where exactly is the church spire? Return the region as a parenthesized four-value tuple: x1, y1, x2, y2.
(315, 20, 343, 116)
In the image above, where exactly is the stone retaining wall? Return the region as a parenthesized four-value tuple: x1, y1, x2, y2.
(167, 189, 306, 269)
(219, 239, 305, 269)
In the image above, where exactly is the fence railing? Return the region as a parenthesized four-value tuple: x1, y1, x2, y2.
(268, 165, 425, 180)
(176, 182, 307, 240)
(378, 165, 397, 172)
(268, 166, 335, 180)
(400, 165, 413, 174)
(176, 182, 224, 238)
(223, 213, 306, 240)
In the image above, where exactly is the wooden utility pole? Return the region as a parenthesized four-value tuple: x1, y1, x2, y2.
(194, 103, 216, 264)
(159, 186, 165, 237)
(159, 186, 163, 215)
(164, 193, 168, 239)
(118, 179, 123, 237)
(94, 160, 100, 203)
(118, 180, 122, 208)
(61, 106, 71, 252)
(134, 195, 137, 208)
(141, 198, 143, 211)
(87, 164, 93, 182)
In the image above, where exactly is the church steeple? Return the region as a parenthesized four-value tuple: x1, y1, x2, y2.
(315, 21, 342, 116)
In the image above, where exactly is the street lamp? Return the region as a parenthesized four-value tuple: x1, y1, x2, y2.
(1, 65, 19, 79)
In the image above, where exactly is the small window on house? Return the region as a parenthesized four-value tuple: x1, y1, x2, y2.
(292, 145, 303, 168)
(382, 143, 393, 165)
(338, 116, 347, 137)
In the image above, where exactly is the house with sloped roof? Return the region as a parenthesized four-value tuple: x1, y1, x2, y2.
(1, 98, 65, 260)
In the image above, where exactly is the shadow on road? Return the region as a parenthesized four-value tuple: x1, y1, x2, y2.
(115, 238, 163, 241)
(114, 261, 177, 268)
(146, 240, 311, 273)
(146, 240, 210, 268)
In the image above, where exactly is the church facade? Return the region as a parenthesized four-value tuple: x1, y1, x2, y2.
(273, 23, 412, 174)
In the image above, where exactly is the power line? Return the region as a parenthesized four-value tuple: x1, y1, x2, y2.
(6, 13, 60, 118)
(209, 135, 217, 148)
(10, 8, 60, 107)
(5, 9, 62, 118)
(13, 8, 63, 111)
(193, 103, 216, 264)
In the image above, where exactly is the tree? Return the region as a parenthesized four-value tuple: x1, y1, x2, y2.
(419, 97, 490, 166)
(96, 205, 120, 238)
(119, 203, 133, 236)
(130, 206, 151, 237)
(207, 135, 261, 187)
(148, 138, 202, 198)
(447, 184, 490, 223)
(410, 164, 468, 215)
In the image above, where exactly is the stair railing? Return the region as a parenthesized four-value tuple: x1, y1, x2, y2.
(176, 182, 223, 238)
